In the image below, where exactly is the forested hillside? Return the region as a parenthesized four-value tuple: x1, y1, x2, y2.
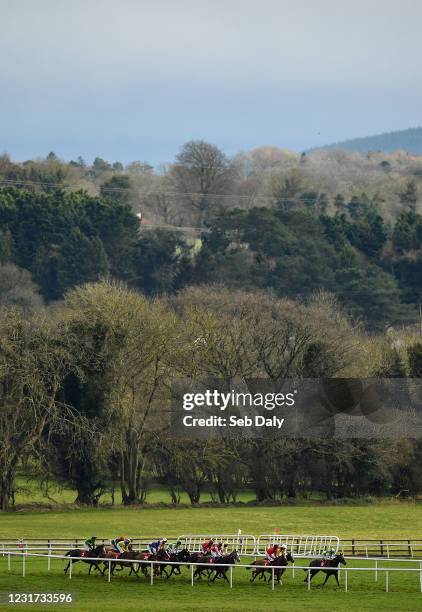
(312, 127, 422, 155)
(1, 141, 422, 329)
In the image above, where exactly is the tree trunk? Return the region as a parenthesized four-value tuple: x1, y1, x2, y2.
(74, 485, 96, 506)
(0, 468, 15, 511)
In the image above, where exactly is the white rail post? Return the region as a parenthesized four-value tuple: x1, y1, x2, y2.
(108, 560, 111, 583)
(271, 566, 275, 591)
(191, 564, 194, 587)
(48, 542, 52, 572)
(7, 553, 10, 571)
(22, 554, 25, 577)
(419, 564, 422, 593)
(69, 559, 72, 580)
(385, 570, 388, 593)
(150, 562, 154, 585)
(375, 560, 378, 582)
(292, 563, 295, 578)
(307, 567, 311, 591)
(230, 565, 233, 588)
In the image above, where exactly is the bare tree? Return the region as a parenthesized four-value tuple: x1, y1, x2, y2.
(0, 309, 79, 510)
(171, 140, 235, 226)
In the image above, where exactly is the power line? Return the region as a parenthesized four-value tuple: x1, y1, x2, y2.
(0, 178, 398, 205)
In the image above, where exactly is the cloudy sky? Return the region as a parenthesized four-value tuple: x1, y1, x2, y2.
(1, 0, 421, 164)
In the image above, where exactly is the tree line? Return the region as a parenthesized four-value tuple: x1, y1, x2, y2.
(1, 282, 422, 510)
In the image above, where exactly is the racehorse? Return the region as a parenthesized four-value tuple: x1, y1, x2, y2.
(64, 544, 105, 575)
(192, 553, 214, 580)
(303, 553, 346, 587)
(162, 549, 191, 578)
(208, 551, 241, 584)
(131, 548, 171, 578)
(250, 552, 295, 585)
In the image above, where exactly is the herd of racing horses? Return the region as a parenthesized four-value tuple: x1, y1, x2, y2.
(64, 542, 347, 587)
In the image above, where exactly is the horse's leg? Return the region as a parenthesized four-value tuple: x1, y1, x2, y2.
(222, 571, 229, 584)
(64, 562, 69, 574)
(334, 570, 340, 587)
(250, 570, 258, 583)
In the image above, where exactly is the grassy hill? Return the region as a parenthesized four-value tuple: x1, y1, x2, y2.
(311, 127, 422, 154)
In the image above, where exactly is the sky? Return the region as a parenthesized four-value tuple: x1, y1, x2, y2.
(1, 0, 422, 165)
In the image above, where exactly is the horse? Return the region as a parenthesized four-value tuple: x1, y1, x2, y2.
(161, 548, 191, 578)
(303, 553, 346, 587)
(132, 548, 170, 578)
(193, 553, 214, 580)
(208, 551, 241, 584)
(250, 552, 295, 585)
(64, 544, 105, 575)
(100, 544, 135, 575)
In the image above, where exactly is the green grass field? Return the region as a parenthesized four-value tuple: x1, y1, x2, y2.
(1, 504, 422, 611)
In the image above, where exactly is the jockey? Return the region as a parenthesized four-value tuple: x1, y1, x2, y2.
(167, 540, 182, 555)
(322, 547, 336, 562)
(111, 535, 129, 554)
(119, 538, 132, 553)
(265, 543, 280, 563)
(210, 542, 222, 559)
(148, 538, 167, 555)
(201, 538, 214, 554)
(84, 536, 97, 551)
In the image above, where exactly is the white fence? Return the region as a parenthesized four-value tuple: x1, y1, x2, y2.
(3, 550, 422, 594)
(257, 534, 340, 556)
(2, 535, 422, 560)
(178, 534, 256, 555)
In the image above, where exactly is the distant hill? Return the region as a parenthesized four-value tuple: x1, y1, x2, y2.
(311, 127, 422, 154)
